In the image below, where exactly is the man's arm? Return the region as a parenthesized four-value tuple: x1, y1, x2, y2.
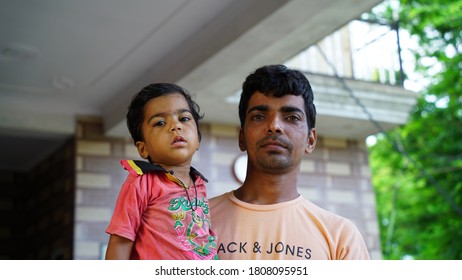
(105, 234, 134, 260)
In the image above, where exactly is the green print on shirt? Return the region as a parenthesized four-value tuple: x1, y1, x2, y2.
(169, 196, 217, 259)
(168, 196, 209, 213)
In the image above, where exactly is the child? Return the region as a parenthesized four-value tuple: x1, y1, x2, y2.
(105, 83, 218, 260)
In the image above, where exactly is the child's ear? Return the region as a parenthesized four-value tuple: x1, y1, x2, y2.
(135, 141, 149, 159)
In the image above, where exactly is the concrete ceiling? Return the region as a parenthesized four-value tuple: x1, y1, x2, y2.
(0, 0, 382, 171)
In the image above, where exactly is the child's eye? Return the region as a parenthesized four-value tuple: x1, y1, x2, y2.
(180, 116, 191, 122)
(153, 120, 166, 127)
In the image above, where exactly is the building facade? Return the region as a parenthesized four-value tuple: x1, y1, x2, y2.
(0, 18, 418, 260)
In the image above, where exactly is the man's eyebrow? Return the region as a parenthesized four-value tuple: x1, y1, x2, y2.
(247, 105, 269, 114)
(280, 105, 305, 114)
(247, 105, 305, 116)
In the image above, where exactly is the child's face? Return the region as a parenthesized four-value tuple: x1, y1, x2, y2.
(135, 93, 199, 167)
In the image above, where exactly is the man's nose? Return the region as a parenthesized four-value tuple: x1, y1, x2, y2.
(267, 116, 283, 134)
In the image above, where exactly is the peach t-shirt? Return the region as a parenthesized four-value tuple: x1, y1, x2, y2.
(209, 191, 370, 260)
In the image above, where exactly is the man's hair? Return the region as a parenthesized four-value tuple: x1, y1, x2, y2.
(126, 83, 203, 144)
(239, 64, 316, 130)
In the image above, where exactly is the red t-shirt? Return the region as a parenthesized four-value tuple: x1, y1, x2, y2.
(106, 160, 218, 260)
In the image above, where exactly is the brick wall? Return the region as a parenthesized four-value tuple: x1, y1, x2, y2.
(74, 117, 134, 259)
(74, 118, 381, 259)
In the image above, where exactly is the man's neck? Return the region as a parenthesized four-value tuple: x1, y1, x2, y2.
(234, 171, 300, 205)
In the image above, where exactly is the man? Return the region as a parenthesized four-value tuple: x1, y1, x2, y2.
(209, 64, 370, 260)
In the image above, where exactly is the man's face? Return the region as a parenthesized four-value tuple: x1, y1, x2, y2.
(239, 92, 316, 174)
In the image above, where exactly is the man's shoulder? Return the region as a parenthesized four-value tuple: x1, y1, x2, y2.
(301, 198, 353, 225)
(209, 192, 231, 208)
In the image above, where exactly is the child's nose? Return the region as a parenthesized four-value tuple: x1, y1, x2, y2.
(171, 121, 182, 131)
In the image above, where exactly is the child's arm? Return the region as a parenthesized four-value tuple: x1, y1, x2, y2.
(105, 234, 134, 260)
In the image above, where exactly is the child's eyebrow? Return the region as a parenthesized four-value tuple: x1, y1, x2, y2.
(178, 108, 192, 114)
(146, 108, 192, 123)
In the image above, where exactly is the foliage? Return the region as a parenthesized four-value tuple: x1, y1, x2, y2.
(365, 0, 462, 259)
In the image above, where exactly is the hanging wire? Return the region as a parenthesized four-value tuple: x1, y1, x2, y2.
(314, 44, 462, 216)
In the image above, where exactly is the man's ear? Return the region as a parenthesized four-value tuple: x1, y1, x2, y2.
(238, 129, 247, 152)
(135, 141, 149, 159)
(305, 128, 317, 154)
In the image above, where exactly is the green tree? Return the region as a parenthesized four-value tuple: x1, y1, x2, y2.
(365, 0, 462, 259)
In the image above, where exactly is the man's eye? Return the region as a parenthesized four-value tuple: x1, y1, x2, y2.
(250, 114, 264, 121)
(287, 115, 301, 122)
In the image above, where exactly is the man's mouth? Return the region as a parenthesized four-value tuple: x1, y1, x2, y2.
(262, 140, 285, 147)
(258, 135, 290, 151)
(260, 135, 288, 148)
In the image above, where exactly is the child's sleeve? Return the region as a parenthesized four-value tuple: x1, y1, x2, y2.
(106, 175, 147, 241)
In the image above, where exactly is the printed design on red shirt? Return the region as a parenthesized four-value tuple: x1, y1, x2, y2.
(169, 196, 217, 259)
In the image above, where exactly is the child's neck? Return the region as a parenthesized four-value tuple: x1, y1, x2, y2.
(158, 163, 192, 187)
